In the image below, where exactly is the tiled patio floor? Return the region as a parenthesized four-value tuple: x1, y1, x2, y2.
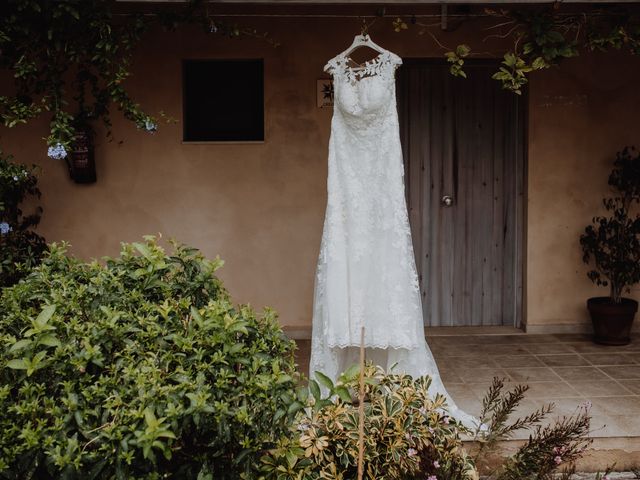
(293, 332, 640, 439)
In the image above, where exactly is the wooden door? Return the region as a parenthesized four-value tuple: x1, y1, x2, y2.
(397, 61, 525, 327)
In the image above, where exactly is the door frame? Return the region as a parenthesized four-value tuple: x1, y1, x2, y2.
(397, 58, 529, 329)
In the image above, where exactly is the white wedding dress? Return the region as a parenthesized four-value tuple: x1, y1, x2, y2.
(309, 45, 479, 429)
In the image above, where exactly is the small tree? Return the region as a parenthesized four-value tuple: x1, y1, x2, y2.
(580, 147, 640, 303)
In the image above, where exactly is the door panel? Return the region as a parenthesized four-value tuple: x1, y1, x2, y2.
(397, 62, 525, 327)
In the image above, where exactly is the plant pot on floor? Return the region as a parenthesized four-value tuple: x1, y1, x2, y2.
(587, 297, 638, 346)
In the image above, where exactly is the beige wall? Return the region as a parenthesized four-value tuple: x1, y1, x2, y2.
(527, 51, 640, 331)
(2, 10, 640, 331)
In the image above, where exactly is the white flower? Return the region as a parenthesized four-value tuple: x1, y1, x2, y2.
(47, 143, 67, 160)
(13, 175, 19, 181)
(0, 222, 12, 235)
(144, 119, 158, 134)
(433, 460, 440, 468)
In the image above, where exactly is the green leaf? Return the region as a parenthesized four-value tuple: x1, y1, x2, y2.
(6, 359, 27, 370)
(315, 371, 334, 391)
(334, 386, 353, 403)
(35, 304, 56, 327)
(9, 339, 32, 352)
(38, 334, 61, 348)
(309, 379, 321, 401)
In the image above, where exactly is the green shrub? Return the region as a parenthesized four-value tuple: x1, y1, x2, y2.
(0, 237, 299, 479)
(260, 364, 478, 480)
(0, 153, 46, 288)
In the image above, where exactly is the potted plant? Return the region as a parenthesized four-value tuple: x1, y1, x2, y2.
(580, 147, 640, 345)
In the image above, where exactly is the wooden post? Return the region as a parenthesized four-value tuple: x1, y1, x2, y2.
(357, 327, 365, 480)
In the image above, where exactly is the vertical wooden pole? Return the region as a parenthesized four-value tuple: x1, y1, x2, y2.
(357, 327, 365, 480)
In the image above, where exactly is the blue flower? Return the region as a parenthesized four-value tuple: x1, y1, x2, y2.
(144, 120, 158, 134)
(0, 222, 12, 235)
(47, 143, 67, 160)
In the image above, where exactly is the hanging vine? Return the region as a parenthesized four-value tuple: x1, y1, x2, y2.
(392, 6, 640, 94)
(0, 0, 275, 159)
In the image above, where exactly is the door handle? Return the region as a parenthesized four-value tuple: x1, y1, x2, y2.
(441, 195, 454, 207)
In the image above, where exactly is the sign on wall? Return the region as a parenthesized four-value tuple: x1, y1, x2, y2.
(317, 79, 334, 108)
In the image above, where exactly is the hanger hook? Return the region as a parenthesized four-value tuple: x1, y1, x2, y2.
(360, 18, 369, 37)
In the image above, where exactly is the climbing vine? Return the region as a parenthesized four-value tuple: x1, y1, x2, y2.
(0, 0, 272, 159)
(392, 6, 640, 94)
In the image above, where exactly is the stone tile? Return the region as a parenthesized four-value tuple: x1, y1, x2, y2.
(546, 397, 590, 417)
(591, 396, 640, 416)
(505, 367, 563, 383)
(582, 353, 637, 366)
(494, 354, 546, 368)
(466, 381, 515, 401)
(520, 381, 581, 399)
(566, 342, 618, 353)
(455, 367, 510, 383)
(470, 335, 526, 345)
(588, 415, 629, 438)
(619, 413, 640, 436)
(428, 336, 477, 346)
(444, 384, 480, 400)
(477, 344, 531, 355)
(515, 334, 563, 344)
(525, 343, 578, 354)
(600, 365, 640, 380)
(622, 380, 640, 394)
(552, 366, 611, 382)
(568, 380, 634, 397)
(443, 355, 498, 369)
(554, 333, 592, 342)
(432, 343, 486, 357)
(537, 354, 591, 367)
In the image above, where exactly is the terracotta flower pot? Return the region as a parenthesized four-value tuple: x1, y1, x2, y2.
(587, 297, 638, 346)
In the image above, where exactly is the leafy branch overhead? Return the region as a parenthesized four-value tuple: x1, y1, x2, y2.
(393, 6, 640, 94)
(0, 0, 267, 158)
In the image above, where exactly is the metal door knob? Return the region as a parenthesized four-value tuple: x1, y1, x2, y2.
(441, 195, 454, 207)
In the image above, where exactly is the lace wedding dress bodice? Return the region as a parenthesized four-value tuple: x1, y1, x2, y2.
(310, 46, 479, 430)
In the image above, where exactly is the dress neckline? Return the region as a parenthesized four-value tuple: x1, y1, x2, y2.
(343, 52, 385, 72)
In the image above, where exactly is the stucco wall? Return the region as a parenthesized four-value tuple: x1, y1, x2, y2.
(1, 11, 639, 331)
(527, 51, 640, 331)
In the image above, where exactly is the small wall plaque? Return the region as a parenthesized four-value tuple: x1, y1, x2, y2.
(317, 79, 334, 108)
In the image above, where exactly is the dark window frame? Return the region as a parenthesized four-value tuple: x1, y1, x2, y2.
(182, 58, 265, 143)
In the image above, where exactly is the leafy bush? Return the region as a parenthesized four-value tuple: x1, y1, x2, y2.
(470, 378, 592, 480)
(0, 237, 299, 479)
(580, 146, 640, 303)
(261, 364, 478, 480)
(0, 153, 46, 288)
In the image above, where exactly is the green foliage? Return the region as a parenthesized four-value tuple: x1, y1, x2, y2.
(580, 147, 640, 303)
(261, 364, 478, 480)
(446, 45, 471, 78)
(470, 378, 592, 479)
(0, 152, 46, 288)
(0, 237, 299, 479)
(0, 0, 156, 152)
(491, 52, 547, 95)
(393, 6, 640, 93)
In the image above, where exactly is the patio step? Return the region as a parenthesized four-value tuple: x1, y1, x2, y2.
(472, 437, 640, 472)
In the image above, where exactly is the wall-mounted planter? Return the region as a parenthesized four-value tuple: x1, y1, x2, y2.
(66, 131, 96, 183)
